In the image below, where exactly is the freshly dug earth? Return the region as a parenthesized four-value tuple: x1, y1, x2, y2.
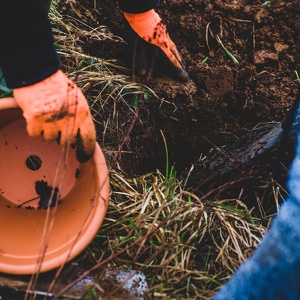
(85, 0, 300, 182)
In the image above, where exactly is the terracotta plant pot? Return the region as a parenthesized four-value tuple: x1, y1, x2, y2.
(0, 98, 110, 274)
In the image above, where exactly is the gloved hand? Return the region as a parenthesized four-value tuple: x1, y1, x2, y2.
(13, 70, 96, 163)
(124, 9, 189, 82)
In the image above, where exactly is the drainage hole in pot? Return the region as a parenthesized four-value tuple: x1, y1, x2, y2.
(26, 155, 42, 171)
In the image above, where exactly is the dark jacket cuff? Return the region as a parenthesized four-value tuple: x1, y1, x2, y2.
(118, 0, 160, 13)
(1, 45, 61, 89)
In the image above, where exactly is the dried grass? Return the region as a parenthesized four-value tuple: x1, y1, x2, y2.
(84, 170, 271, 299)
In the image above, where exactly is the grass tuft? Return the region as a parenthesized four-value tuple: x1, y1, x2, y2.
(85, 169, 270, 298)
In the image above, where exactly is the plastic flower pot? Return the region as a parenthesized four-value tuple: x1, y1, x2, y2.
(0, 98, 110, 275)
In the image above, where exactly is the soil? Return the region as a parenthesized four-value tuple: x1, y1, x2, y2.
(80, 0, 299, 202)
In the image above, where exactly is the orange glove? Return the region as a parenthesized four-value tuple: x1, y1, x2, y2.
(13, 70, 96, 163)
(124, 9, 189, 82)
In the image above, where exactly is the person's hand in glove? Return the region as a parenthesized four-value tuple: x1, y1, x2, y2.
(124, 9, 189, 82)
(13, 70, 96, 163)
